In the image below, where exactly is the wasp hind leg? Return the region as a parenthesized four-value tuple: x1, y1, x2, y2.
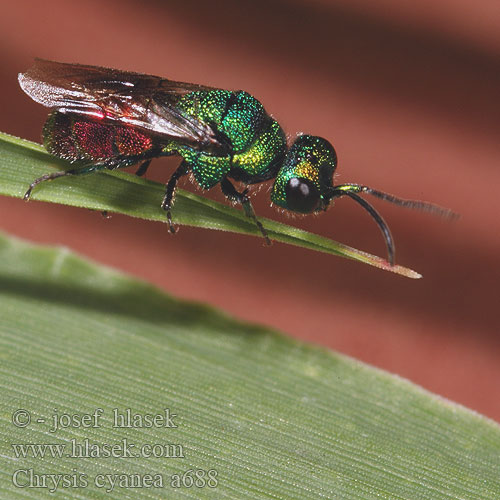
(220, 177, 271, 245)
(23, 156, 140, 201)
(24, 163, 113, 201)
(161, 161, 189, 233)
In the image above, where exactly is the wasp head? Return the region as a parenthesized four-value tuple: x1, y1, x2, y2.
(271, 135, 337, 214)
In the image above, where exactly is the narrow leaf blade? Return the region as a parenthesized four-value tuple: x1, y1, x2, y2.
(0, 132, 421, 278)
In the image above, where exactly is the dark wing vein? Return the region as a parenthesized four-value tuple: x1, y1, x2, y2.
(19, 59, 225, 154)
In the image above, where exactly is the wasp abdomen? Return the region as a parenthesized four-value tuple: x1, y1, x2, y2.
(43, 112, 154, 163)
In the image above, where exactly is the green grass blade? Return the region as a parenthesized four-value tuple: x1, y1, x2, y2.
(0, 231, 498, 499)
(0, 132, 421, 278)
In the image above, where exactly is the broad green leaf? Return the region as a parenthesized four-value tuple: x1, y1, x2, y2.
(0, 231, 499, 499)
(0, 132, 421, 278)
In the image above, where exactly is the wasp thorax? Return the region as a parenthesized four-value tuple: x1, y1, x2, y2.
(271, 135, 337, 213)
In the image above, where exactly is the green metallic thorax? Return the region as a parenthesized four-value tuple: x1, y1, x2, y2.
(162, 90, 287, 189)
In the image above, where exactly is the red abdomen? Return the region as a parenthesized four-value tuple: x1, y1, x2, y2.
(43, 112, 154, 163)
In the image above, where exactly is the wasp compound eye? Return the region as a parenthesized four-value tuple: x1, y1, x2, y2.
(285, 177, 320, 213)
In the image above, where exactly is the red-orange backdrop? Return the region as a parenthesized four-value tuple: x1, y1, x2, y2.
(1, 0, 499, 421)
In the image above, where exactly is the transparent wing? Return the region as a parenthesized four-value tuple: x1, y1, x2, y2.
(19, 59, 227, 154)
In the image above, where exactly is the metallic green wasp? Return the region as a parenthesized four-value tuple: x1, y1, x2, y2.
(19, 59, 453, 265)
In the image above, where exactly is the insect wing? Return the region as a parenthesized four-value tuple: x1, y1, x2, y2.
(18, 59, 225, 154)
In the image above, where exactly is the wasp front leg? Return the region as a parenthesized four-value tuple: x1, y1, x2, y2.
(220, 177, 271, 245)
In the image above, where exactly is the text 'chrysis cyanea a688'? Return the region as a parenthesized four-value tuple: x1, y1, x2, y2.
(18, 59, 455, 266)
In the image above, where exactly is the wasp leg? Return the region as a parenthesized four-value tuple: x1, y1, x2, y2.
(161, 161, 189, 233)
(135, 159, 152, 177)
(24, 163, 111, 201)
(220, 177, 271, 246)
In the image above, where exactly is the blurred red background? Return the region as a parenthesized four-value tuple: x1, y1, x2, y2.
(1, 0, 499, 421)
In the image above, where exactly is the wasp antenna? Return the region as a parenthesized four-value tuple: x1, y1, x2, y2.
(333, 184, 458, 220)
(362, 187, 459, 219)
(340, 190, 395, 266)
